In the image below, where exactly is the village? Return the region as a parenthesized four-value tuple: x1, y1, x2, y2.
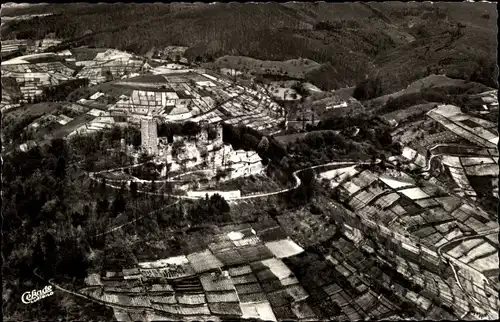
(2, 36, 499, 322)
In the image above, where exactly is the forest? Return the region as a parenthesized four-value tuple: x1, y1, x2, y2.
(3, 2, 497, 93)
(284, 112, 400, 170)
(1, 124, 237, 320)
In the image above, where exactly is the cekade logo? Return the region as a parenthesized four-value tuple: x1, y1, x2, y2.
(21, 286, 54, 304)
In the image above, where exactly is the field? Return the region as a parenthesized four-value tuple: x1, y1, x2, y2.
(79, 219, 319, 321)
(67, 82, 135, 102)
(369, 75, 492, 107)
(3, 285, 115, 321)
(3, 101, 62, 119)
(326, 165, 499, 271)
(211, 56, 322, 80)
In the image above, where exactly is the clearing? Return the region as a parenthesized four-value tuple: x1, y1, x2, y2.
(369, 75, 492, 106)
(211, 56, 322, 79)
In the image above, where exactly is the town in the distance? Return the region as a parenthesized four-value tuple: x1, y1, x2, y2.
(1, 2, 499, 322)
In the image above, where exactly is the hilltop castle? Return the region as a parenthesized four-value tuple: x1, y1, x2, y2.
(140, 119, 263, 179)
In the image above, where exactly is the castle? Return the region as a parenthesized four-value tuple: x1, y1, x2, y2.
(140, 120, 263, 180)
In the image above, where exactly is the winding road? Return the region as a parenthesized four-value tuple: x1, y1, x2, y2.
(85, 160, 361, 239)
(88, 160, 360, 201)
(34, 160, 364, 317)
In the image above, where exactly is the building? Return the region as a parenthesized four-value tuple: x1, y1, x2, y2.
(141, 117, 158, 155)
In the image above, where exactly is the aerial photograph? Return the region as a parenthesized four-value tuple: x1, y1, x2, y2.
(1, 1, 498, 321)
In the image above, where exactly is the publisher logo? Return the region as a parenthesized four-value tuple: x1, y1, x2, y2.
(21, 286, 54, 304)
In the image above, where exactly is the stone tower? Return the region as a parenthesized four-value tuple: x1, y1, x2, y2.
(141, 117, 158, 155)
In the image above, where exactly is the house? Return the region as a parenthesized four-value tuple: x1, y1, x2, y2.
(88, 92, 103, 100)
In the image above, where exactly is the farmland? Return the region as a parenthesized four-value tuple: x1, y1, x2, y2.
(1, 2, 498, 321)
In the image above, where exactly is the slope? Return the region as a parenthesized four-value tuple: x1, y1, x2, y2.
(2, 2, 497, 94)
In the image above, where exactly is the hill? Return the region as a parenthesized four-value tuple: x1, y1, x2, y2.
(209, 56, 322, 80)
(1, 2, 497, 93)
(368, 74, 493, 106)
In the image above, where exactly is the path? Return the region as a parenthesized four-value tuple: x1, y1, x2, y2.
(39, 154, 499, 318)
(93, 200, 180, 238)
(421, 143, 486, 172)
(437, 227, 499, 284)
(86, 160, 359, 238)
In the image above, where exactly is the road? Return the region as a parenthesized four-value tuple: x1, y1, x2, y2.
(421, 143, 487, 173)
(86, 160, 360, 238)
(88, 160, 360, 201)
(86, 160, 360, 237)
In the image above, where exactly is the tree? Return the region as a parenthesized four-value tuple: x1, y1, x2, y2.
(112, 193, 126, 217)
(42, 232, 57, 278)
(182, 121, 201, 137)
(243, 133, 260, 149)
(258, 136, 270, 152)
(207, 126, 218, 141)
(104, 70, 114, 82)
(99, 178, 107, 194)
(130, 181, 138, 198)
(138, 152, 152, 164)
(189, 193, 231, 225)
(353, 76, 383, 101)
(280, 156, 290, 169)
(54, 156, 67, 179)
(32, 238, 45, 273)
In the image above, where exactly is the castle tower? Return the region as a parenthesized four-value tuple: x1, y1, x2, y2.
(141, 117, 158, 155)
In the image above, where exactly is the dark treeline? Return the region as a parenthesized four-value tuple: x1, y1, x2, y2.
(42, 78, 89, 102)
(2, 4, 378, 90)
(4, 3, 497, 93)
(285, 113, 400, 170)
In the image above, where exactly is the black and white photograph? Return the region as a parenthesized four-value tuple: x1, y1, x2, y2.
(1, 1, 499, 321)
